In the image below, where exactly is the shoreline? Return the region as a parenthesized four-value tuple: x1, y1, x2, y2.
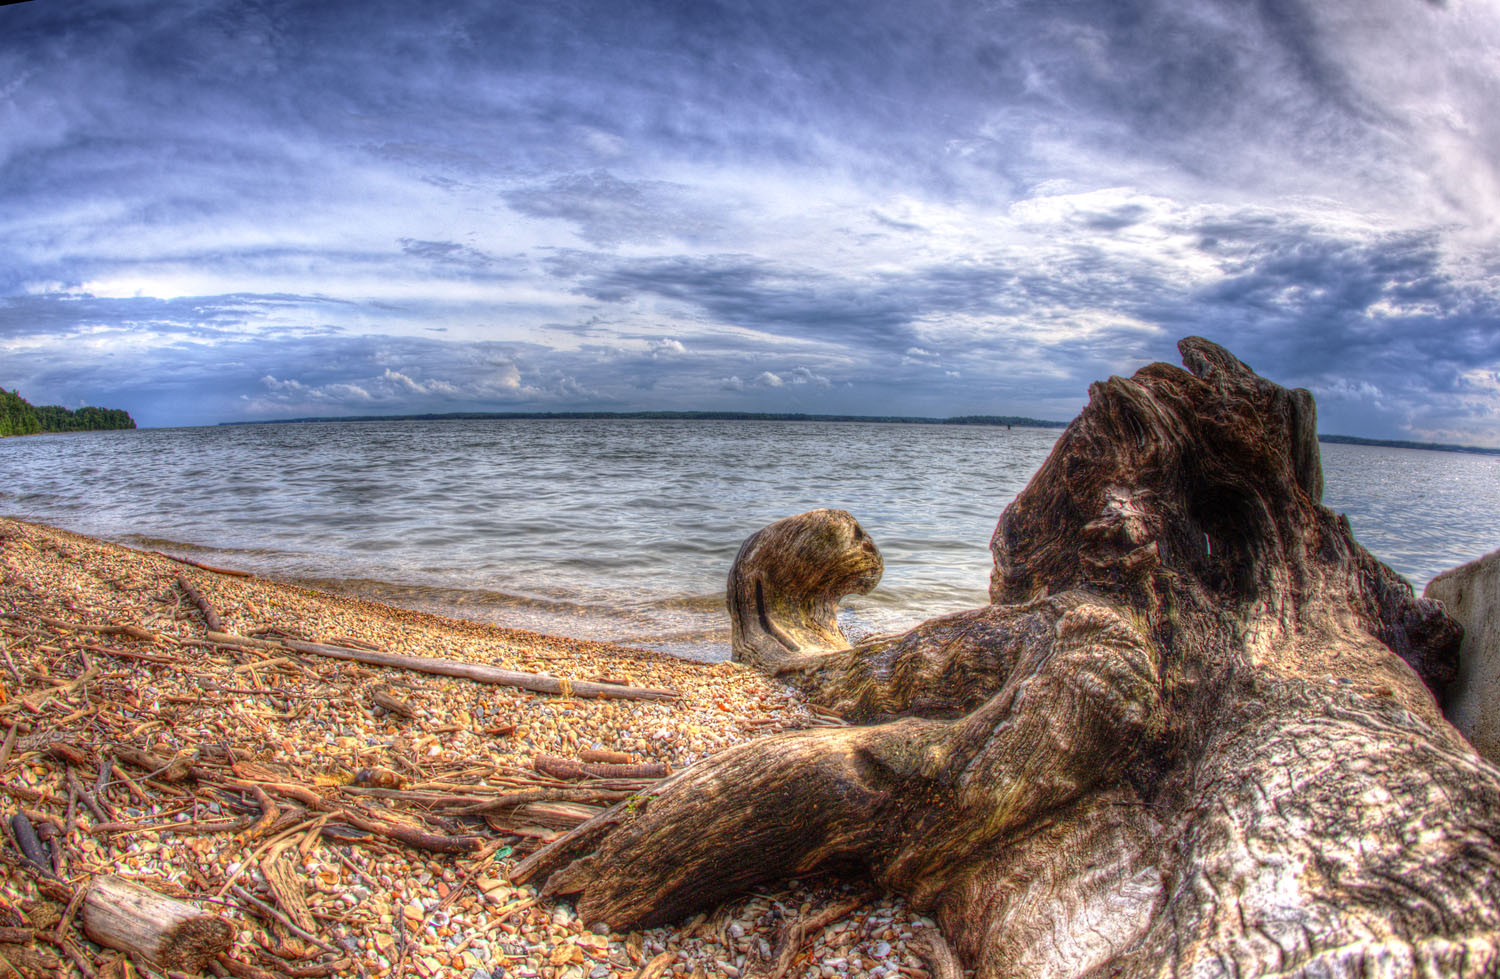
(0, 517, 932, 979)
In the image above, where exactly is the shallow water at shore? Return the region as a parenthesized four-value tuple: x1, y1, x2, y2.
(3, 419, 1497, 659)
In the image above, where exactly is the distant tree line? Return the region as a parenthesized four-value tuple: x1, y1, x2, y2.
(0, 389, 136, 437)
(223, 410, 1071, 428)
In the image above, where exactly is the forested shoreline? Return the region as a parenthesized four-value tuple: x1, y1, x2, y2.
(0, 388, 135, 436)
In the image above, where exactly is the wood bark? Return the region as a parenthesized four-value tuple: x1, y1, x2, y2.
(533, 754, 670, 781)
(519, 338, 1500, 978)
(82, 874, 235, 972)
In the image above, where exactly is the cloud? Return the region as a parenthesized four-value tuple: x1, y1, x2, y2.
(648, 337, 687, 357)
(0, 0, 1498, 443)
(504, 171, 720, 247)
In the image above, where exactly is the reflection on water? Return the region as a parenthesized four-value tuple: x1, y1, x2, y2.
(3, 420, 1495, 660)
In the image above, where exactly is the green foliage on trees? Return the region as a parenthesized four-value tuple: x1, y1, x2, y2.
(0, 389, 135, 436)
(0, 389, 42, 437)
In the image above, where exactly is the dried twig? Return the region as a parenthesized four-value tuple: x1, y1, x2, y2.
(227, 885, 340, 955)
(767, 890, 874, 979)
(175, 575, 225, 632)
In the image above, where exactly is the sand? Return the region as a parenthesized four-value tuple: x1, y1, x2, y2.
(0, 517, 934, 979)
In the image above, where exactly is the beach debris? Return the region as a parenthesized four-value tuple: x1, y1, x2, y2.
(8, 813, 55, 878)
(533, 754, 670, 781)
(370, 684, 417, 718)
(632, 950, 677, 979)
(0, 515, 915, 978)
(175, 574, 224, 632)
(149, 550, 254, 576)
(764, 890, 873, 979)
(578, 748, 635, 765)
(208, 630, 683, 701)
(82, 874, 235, 973)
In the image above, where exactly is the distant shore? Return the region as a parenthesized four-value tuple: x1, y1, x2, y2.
(1315, 433, 1500, 457)
(211, 409, 1500, 456)
(218, 409, 1070, 429)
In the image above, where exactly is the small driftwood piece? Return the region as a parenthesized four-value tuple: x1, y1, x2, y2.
(0, 943, 62, 978)
(80, 642, 175, 664)
(3, 614, 160, 644)
(176, 575, 224, 632)
(579, 748, 634, 765)
(766, 891, 873, 979)
(533, 754, 670, 781)
(206, 632, 680, 702)
(150, 551, 254, 577)
(370, 686, 415, 718)
(632, 951, 677, 979)
(9, 813, 54, 878)
(114, 746, 196, 782)
(82, 874, 235, 973)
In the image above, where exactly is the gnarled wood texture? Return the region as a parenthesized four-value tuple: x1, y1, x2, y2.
(518, 338, 1500, 979)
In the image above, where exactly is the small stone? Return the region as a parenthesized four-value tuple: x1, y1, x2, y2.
(873, 941, 892, 958)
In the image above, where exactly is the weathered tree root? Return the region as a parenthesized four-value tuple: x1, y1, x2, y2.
(523, 338, 1500, 979)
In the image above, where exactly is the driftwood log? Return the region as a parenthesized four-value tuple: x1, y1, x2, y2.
(82, 874, 235, 972)
(519, 338, 1500, 978)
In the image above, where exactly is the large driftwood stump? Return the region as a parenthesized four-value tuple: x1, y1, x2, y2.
(82, 874, 235, 972)
(520, 338, 1500, 978)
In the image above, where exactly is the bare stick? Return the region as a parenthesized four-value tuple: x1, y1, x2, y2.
(150, 552, 254, 577)
(0, 726, 16, 773)
(176, 575, 225, 632)
(768, 891, 874, 979)
(207, 632, 680, 702)
(533, 754, 670, 781)
(82, 642, 176, 665)
(228, 885, 340, 955)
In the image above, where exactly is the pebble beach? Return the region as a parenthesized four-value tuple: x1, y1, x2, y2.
(0, 517, 944, 979)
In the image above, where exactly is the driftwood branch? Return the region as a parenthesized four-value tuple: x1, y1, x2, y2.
(206, 631, 680, 701)
(176, 575, 224, 632)
(150, 551, 254, 576)
(533, 754, 670, 781)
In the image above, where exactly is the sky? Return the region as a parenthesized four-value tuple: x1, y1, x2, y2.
(2, 0, 1499, 442)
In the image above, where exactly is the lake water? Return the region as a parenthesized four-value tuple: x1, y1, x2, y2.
(3, 419, 1496, 660)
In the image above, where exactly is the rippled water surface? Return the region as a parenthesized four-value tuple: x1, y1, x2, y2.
(3, 420, 1495, 659)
